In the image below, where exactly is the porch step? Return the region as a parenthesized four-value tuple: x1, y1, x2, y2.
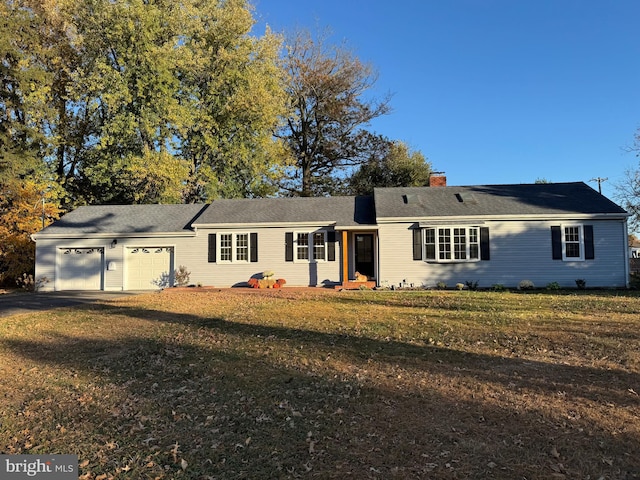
(335, 280, 376, 290)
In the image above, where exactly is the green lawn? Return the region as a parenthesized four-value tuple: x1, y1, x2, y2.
(1, 289, 639, 479)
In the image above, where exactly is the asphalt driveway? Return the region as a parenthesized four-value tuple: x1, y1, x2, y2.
(0, 291, 146, 317)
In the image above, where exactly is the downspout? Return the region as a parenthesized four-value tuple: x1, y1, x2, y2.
(376, 232, 381, 288)
(624, 219, 630, 289)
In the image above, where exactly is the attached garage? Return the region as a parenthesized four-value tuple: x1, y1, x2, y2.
(58, 247, 104, 290)
(126, 247, 174, 290)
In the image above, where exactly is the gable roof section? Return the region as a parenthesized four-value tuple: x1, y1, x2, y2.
(32, 182, 628, 239)
(193, 195, 376, 228)
(34, 204, 208, 238)
(374, 182, 628, 220)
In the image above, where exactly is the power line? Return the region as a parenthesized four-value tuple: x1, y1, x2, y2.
(590, 177, 608, 194)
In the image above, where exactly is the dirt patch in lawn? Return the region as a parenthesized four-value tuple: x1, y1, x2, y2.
(0, 289, 639, 479)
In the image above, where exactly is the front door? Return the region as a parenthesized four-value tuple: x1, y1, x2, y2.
(354, 234, 375, 279)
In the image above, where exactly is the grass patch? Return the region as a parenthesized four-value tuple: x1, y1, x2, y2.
(1, 289, 639, 479)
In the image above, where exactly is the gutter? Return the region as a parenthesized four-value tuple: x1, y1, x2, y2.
(31, 231, 197, 241)
(376, 213, 631, 224)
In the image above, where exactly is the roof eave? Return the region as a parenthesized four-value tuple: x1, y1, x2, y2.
(376, 212, 630, 223)
(193, 221, 338, 229)
(31, 231, 196, 240)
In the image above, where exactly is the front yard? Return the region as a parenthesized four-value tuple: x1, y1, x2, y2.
(0, 289, 639, 479)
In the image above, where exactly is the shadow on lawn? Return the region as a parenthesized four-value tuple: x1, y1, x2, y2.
(1, 303, 639, 479)
(115, 304, 640, 408)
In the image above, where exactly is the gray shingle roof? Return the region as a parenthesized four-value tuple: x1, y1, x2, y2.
(38, 204, 208, 235)
(193, 195, 376, 227)
(35, 182, 628, 237)
(374, 182, 628, 219)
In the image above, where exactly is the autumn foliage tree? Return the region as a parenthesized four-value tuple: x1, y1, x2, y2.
(0, 178, 61, 287)
(277, 30, 392, 196)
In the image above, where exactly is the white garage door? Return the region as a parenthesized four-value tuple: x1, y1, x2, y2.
(58, 248, 104, 290)
(126, 247, 173, 290)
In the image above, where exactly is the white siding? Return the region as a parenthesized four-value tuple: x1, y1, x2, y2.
(34, 242, 58, 292)
(378, 219, 628, 289)
(179, 227, 341, 287)
(34, 217, 628, 291)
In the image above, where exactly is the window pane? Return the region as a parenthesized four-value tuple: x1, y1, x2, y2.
(454, 228, 466, 260)
(297, 233, 309, 260)
(565, 226, 579, 242)
(236, 233, 248, 261)
(469, 228, 479, 259)
(439, 228, 451, 260)
(313, 232, 325, 260)
(565, 226, 581, 258)
(566, 243, 580, 257)
(220, 234, 232, 261)
(424, 228, 436, 260)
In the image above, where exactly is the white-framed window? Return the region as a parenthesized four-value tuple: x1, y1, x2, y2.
(562, 224, 584, 261)
(295, 231, 327, 262)
(423, 226, 480, 263)
(218, 232, 251, 263)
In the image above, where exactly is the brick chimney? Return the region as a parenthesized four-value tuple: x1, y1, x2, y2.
(429, 172, 446, 187)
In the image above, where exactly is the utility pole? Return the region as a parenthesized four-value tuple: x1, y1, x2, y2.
(590, 177, 608, 194)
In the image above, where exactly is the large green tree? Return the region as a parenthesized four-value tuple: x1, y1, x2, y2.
(0, 0, 51, 183)
(1, 0, 288, 205)
(276, 30, 391, 197)
(347, 140, 432, 195)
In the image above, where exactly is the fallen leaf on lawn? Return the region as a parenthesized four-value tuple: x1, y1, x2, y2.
(181, 459, 188, 470)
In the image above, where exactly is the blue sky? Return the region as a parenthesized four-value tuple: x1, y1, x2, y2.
(253, 0, 640, 202)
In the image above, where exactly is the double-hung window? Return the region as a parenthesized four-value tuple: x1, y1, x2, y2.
(295, 231, 327, 262)
(551, 225, 594, 262)
(209, 233, 256, 263)
(423, 226, 481, 262)
(564, 226, 582, 259)
(296, 233, 309, 260)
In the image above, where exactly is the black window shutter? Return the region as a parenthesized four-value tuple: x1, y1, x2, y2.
(327, 231, 336, 261)
(250, 232, 258, 262)
(285, 232, 294, 262)
(584, 225, 595, 260)
(480, 227, 490, 260)
(208, 233, 216, 263)
(412, 228, 422, 260)
(551, 226, 562, 260)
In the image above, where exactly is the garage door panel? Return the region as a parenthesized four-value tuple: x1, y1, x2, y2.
(58, 248, 103, 290)
(127, 247, 173, 290)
